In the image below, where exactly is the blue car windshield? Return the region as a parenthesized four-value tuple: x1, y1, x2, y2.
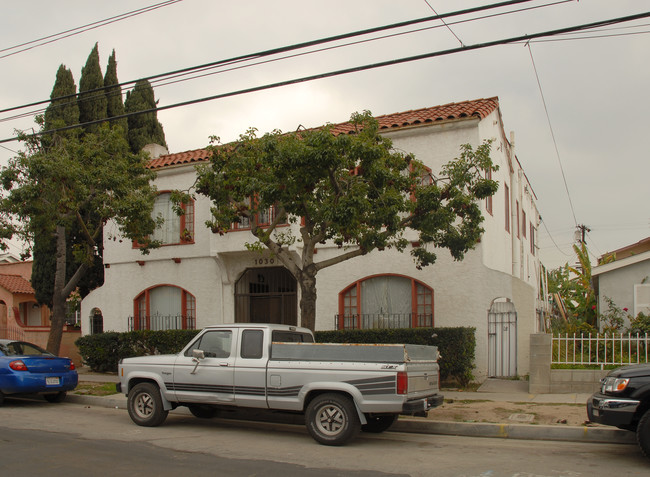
(0, 341, 53, 357)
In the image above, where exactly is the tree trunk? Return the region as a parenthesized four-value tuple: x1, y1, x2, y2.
(46, 225, 67, 355)
(298, 269, 318, 332)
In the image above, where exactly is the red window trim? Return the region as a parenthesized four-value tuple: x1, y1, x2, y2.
(229, 200, 288, 232)
(133, 284, 196, 330)
(132, 191, 195, 248)
(338, 273, 434, 329)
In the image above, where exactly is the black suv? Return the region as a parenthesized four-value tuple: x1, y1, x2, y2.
(587, 363, 650, 458)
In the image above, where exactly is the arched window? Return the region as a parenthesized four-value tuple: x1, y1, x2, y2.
(132, 285, 196, 330)
(338, 275, 433, 330)
(151, 192, 194, 245)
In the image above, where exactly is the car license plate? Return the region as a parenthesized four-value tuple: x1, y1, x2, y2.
(46, 377, 60, 386)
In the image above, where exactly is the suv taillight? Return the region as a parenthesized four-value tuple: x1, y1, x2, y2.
(397, 371, 408, 395)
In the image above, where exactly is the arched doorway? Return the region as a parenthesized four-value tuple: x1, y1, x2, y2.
(234, 267, 297, 325)
(90, 308, 104, 334)
(487, 299, 518, 377)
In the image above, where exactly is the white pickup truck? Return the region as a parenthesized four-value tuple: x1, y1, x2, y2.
(117, 323, 443, 445)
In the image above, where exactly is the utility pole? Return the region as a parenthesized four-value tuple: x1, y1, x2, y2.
(575, 224, 590, 244)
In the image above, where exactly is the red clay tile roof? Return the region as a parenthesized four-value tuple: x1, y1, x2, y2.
(148, 148, 210, 170)
(0, 274, 34, 294)
(148, 97, 499, 170)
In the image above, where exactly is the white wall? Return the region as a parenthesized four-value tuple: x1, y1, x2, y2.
(82, 111, 541, 380)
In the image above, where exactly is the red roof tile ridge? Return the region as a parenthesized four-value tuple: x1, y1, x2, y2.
(148, 97, 500, 169)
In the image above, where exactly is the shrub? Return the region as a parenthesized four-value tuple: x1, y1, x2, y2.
(76, 329, 199, 372)
(77, 326, 475, 385)
(315, 327, 475, 386)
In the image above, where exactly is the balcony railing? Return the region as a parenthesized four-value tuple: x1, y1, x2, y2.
(128, 314, 196, 331)
(335, 313, 433, 330)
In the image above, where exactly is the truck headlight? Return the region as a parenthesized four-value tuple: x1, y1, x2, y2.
(601, 377, 630, 393)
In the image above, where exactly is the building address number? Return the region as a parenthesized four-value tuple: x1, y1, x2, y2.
(254, 258, 276, 265)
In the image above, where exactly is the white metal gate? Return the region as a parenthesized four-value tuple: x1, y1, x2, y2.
(488, 300, 518, 377)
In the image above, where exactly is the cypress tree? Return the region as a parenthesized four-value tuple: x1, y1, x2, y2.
(104, 49, 128, 135)
(78, 43, 107, 133)
(43, 65, 79, 135)
(33, 65, 81, 306)
(124, 79, 167, 153)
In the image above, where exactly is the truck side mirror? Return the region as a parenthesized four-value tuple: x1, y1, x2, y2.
(191, 349, 205, 374)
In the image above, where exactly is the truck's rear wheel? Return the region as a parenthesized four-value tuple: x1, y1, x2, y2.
(128, 382, 168, 427)
(306, 393, 360, 446)
(361, 414, 398, 433)
(637, 408, 650, 459)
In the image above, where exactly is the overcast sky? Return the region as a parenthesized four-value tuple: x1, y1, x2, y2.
(1, 0, 648, 269)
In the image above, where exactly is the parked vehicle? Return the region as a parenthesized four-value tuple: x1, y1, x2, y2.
(0, 339, 78, 405)
(118, 323, 443, 445)
(587, 363, 650, 458)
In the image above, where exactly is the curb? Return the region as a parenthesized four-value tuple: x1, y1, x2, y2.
(65, 394, 636, 445)
(392, 418, 637, 445)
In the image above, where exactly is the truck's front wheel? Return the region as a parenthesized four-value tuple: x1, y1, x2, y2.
(637, 408, 650, 459)
(128, 382, 168, 427)
(306, 393, 360, 446)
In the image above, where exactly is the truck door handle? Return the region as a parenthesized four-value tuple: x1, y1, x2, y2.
(218, 362, 229, 367)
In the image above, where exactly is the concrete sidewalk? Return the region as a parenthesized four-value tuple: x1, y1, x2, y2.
(72, 371, 635, 446)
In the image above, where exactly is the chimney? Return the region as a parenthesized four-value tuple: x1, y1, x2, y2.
(142, 143, 169, 159)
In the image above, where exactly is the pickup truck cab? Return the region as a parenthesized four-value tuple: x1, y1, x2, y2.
(118, 323, 443, 445)
(587, 363, 650, 458)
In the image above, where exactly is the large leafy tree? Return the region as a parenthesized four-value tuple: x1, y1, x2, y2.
(193, 112, 497, 331)
(124, 79, 167, 154)
(548, 242, 615, 332)
(0, 121, 160, 354)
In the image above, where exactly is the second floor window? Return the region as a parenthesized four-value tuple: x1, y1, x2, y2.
(152, 192, 194, 244)
(231, 198, 286, 231)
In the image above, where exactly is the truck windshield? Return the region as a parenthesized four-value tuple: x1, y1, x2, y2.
(272, 331, 314, 343)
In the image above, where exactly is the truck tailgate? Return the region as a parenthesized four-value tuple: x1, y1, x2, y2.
(405, 361, 440, 398)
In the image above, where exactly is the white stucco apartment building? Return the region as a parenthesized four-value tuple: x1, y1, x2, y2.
(82, 97, 543, 380)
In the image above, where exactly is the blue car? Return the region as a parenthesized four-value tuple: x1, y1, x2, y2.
(0, 339, 78, 405)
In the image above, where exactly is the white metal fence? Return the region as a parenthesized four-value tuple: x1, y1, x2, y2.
(552, 333, 650, 367)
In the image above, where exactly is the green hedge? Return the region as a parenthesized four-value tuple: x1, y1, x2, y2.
(76, 329, 200, 373)
(76, 326, 475, 384)
(315, 327, 475, 386)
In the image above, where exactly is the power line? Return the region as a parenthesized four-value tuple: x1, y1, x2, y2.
(1, 0, 566, 126)
(422, 0, 465, 47)
(0, 0, 184, 60)
(0, 0, 545, 117)
(526, 42, 579, 228)
(1, 10, 649, 145)
(0, 0, 580, 127)
(539, 217, 573, 257)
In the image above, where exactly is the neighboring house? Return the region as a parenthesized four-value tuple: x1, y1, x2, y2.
(82, 97, 543, 380)
(0, 260, 81, 364)
(592, 237, 650, 325)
